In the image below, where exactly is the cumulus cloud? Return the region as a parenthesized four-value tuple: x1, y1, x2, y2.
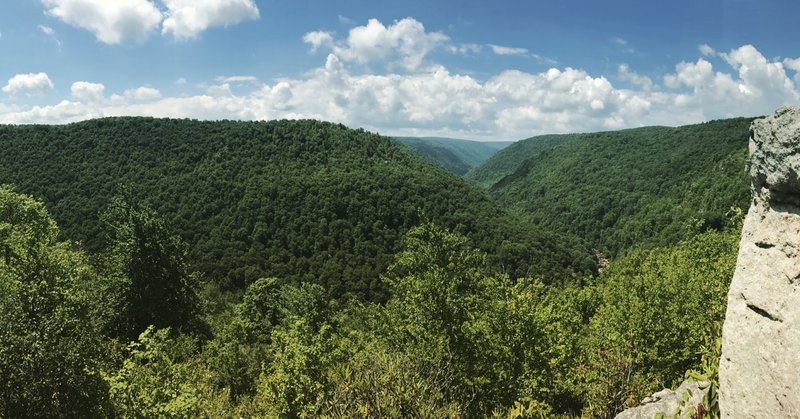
(124, 86, 161, 101)
(489, 44, 528, 56)
(42, 0, 163, 44)
(663, 45, 798, 118)
(303, 31, 334, 52)
(71, 81, 105, 102)
(785, 57, 800, 72)
(161, 0, 260, 39)
(41, 0, 260, 43)
(2, 42, 799, 139)
(308, 18, 449, 72)
(618, 64, 654, 91)
(3, 72, 54, 96)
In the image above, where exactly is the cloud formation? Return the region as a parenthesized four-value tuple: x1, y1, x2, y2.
(38, 24, 62, 49)
(40, 0, 259, 44)
(42, 0, 163, 44)
(71, 81, 105, 102)
(3, 72, 55, 96)
(124, 86, 162, 101)
(306, 18, 449, 72)
(489, 44, 529, 56)
(161, 0, 260, 39)
(1, 39, 799, 140)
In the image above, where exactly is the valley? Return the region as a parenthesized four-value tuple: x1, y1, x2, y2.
(0, 116, 751, 417)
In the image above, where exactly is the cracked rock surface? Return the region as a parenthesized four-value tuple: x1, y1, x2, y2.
(719, 107, 800, 417)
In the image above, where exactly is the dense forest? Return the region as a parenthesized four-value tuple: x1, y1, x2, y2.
(0, 118, 592, 299)
(394, 137, 512, 175)
(477, 118, 753, 257)
(0, 117, 749, 417)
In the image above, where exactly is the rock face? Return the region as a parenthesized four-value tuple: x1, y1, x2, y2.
(614, 380, 709, 419)
(719, 106, 800, 417)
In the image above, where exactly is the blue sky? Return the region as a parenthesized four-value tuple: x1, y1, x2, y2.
(1, 0, 799, 139)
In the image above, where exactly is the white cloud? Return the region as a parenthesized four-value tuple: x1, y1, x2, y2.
(661, 45, 798, 118)
(3, 72, 54, 96)
(785, 57, 800, 72)
(612, 37, 635, 54)
(38, 25, 55, 36)
(38, 24, 62, 49)
(489, 44, 528, 56)
(303, 31, 334, 52)
(42, 0, 163, 44)
(337, 15, 355, 25)
(71, 81, 105, 102)
(446, 43, 482, 55)
(531, 54, 558, 66)
(161, 0, 260, 39)
(217, 75, 259, 84)
(2, 42, 798, 140)
(699, 43, 716, 56)
(317, 18, 449, 72)
(124, 86, 161, 101)
(785, 57, 800, 86)
(618, 64, 654, 91)
(41, 0, 259, 43)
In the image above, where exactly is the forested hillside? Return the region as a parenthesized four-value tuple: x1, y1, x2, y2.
(0, 116, 753, 418)
(475, 118, 753, 257)
(394, 136, 512, 175)
(0, 118, 592, 299)
(465, 134, 576, 187)
(0, 185, 740, 418)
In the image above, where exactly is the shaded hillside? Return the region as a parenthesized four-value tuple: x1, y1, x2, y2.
(0, 118, 593, 300)
(484, 118, 753, 256)
(465, 134, 576, 187)
(395, 137, 512, 175)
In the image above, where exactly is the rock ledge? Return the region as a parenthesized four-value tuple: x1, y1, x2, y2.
(719, 106, 800, 417)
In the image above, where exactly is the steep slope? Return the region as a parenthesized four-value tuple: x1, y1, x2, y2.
(485, 118, 753, 256)
(0, 118, 593, 300)
(465, 134, 576, 188)
(395, 137, 512, 175)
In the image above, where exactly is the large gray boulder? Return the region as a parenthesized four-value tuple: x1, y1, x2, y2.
(719, 106, 800, 417)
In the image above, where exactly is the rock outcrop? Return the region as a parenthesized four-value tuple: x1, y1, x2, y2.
(614, 380, 709, 419)
(719, 106, 800, 417)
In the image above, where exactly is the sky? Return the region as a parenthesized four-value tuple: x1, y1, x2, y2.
(1, 0, 799, 140)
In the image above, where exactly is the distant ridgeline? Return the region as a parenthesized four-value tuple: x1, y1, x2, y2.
(471, 117, 754, 257)
(394, 136, 512, 175)
(465, 133, 577, 188)
(0, 118, 593, 300)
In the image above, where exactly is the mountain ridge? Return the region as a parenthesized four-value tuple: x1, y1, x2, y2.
(0, 117, 593, 299)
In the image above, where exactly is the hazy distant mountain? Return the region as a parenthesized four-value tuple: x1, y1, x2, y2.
(395, 136, 513, 175)
(465, 134, 576, 187)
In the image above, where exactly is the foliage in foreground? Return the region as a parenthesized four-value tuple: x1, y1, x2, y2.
(0, 186, 741, 418)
